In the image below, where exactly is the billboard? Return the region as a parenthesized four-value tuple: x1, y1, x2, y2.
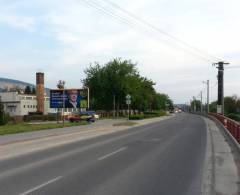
(50, 89, 88, 108)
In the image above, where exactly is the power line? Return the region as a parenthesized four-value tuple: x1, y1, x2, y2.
(80, 0, 138, 28)
(225, 66, 240, 69)
(79, 0, 219, 62)
(94, 0, 221, 62)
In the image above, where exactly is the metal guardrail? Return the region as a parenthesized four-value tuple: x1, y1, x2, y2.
(209, 113, 240, 143)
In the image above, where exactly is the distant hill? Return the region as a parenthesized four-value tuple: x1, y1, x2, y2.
(0, 77, 50, 95)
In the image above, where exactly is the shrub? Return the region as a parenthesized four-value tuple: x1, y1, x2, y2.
(143, 110, 166, 118)
(23, 114, 57, 122)
(129, 114, 145, 120)
(226, 113, 240, 121)
(0, 113, 10, 125)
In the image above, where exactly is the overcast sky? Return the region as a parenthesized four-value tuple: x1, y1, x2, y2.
(0, 0, 239, 104)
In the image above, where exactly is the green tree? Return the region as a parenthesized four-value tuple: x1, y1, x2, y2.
(24, 86, 32, 94)
(83, 58, 173, 112)
(0, 98, 7, 125)
(191, 100, 201, 112)
(32, 87, 36, 94)
(152, 93, 173, 111)
(209, 101, 217, 113)
(224, 96, 237, 114)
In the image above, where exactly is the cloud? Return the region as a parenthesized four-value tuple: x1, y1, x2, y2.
(0, 12, 35, 31)
(0, 0, 240, 103)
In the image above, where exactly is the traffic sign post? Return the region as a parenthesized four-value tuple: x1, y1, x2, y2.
(126, 94, 131, 120)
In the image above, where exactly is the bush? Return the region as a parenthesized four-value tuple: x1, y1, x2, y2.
(143, 110, 166, 118)
(129, 114, 145, 120)
(0, 113, 10, 125)
(23, 114, 57, 122)
(226, 113, 240, 121)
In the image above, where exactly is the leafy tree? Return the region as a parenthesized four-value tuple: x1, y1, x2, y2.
(24, 86, 32, 94)
(224, 96, 237, 114)
(57, 80, 65, 89)
(191, 100, 201, 112)
(209, 101, 217, 113)
(209, 95, 240, 114)
(32, 87, 36, 94)
(0, 98, 7, 125)
(83, 58, 173, 112)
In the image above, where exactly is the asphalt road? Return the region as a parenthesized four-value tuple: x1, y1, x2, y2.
(0, 113, 207, 195)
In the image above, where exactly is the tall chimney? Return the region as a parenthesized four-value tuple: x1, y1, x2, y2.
(36, 72, 44, 114)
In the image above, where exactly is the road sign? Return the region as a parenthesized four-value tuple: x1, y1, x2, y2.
(126, 94, 131, 100)
(126, 99, 131, 105)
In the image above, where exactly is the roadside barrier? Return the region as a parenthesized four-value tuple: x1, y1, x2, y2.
(209, 113, 240, 143)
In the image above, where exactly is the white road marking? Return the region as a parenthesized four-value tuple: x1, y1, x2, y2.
(19, 176, 62, 195)
(98, 147, 127, 161)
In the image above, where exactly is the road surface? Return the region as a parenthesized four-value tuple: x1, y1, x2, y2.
(0, 113, 207, 195)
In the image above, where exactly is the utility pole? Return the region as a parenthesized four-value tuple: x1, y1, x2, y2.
(193, 96, 196, 112)
(213, 61, 229, 115)
(200, 91, 203, 113)
(207, 80, 209, 113)
(57, 80, 65, 126)
(113, 94, 116, 118)
(203, 80, 210, 113)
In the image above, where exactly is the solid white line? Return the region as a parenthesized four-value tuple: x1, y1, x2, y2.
(19, 176, 62, 195)
(98, 147, 127, 161)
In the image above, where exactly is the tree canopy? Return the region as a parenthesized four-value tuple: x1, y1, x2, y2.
(83, 58, 173, 111)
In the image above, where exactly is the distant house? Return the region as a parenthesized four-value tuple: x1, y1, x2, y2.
(0, 91, 56, 116)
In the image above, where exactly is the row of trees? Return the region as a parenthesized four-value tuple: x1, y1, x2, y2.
(190, 95, 240, 121)
(209, 95, 240, 114)
(83, 58, 173, 112)
(24, 86, 36, 94)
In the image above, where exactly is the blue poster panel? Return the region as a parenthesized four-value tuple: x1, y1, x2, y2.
(50, 89, 88, 108)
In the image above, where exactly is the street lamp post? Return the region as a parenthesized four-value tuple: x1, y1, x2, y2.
(57, 80, 65, 126)
(203, 80, 210, 113)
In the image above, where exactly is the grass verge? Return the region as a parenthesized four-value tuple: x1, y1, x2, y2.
(113, 121, 138, 126)
(0, 122, 88, 136)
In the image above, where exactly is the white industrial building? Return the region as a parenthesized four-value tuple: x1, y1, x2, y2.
(0, 92, 56, 116)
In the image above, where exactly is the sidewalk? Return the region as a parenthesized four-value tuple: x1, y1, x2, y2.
(0, 115, 174, 160)
(202, 117, 240, 195)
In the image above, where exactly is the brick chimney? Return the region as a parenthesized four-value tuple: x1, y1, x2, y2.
(36, 72, 44, 114)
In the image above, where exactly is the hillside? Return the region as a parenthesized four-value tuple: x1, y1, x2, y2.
(0, 77, 50, 95)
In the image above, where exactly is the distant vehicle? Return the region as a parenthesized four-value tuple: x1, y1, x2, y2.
(68, 114, 81, 122)
(80, 111, 99, 120)
(68, 111, 99, 123)
(81, 111, 99, 120)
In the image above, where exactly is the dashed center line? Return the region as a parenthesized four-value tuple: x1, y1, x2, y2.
(98, 147, 127, 161)
(19, 176, 62, 195)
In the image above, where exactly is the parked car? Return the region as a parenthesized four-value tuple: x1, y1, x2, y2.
(79, 111, 99, 121)
(68, 111, 99, 123)
(68, 114, 81, 122)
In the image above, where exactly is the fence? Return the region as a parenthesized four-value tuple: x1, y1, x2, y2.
(209, 113, 240, 143)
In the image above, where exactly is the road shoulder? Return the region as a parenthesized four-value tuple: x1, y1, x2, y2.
(202, 117, 240, 195)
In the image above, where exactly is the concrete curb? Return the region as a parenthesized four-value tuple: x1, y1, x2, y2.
(202, 116, 240, 195)
(208, 115, 240, 154)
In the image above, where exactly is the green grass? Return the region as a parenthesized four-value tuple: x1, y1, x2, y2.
(0, 122, 88, 136)
(113, 121, 138, 126)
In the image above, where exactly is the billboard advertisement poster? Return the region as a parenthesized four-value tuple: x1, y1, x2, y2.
(50, 89, 88, 108)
